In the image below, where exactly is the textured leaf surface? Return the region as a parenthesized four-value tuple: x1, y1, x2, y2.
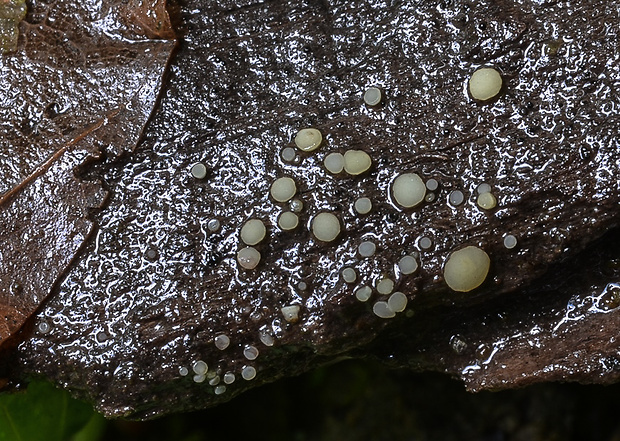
(0, 0, 175, 347)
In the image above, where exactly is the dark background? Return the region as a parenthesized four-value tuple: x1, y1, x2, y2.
(102, 359, 620, 441)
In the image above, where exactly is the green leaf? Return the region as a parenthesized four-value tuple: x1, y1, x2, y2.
(0, 381, 95, 441)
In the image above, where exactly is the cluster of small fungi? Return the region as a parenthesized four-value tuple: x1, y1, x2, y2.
(184, 67, 518, 393)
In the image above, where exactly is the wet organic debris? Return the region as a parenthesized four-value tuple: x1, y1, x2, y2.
(0, 0, 176, 348)
(1, 0, 619, 419)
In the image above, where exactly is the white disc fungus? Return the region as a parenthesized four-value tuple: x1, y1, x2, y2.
(418, 236, 433, 250)
(192, 360, 208, 375)
(358, 241, 376, 257)
(281, 305, 300, 323)
(281, 147, 296, 162)
(270, 177, 297, 202)
(342, 267, 357, 283)
(373, 301, 396, 319)
(278, 212, 299, 231)
(469, 67, 503, 101)
(448, 190, 465, 206)
(190, 163, 207, 179)
(324, 152, 345, 174)
(243, 345, 259, 360)
(392, 173, 426, 208)
(295, 128, 323, 152)
(477, 192, 497, 210)
(444, 246, 490, 292)
(237, 247, 261, 270)
(388, 292, 408, 312)
(223, 372, 236, 384)
(354, 197, 372, 214)
(398, 255, 418, 275)
(376, 278, 394, 295)
(241, 366, 257, 380)
(240, 219, 266, 246)
(179, 367, 189, 377)
(207, 218, 221, 232)
(343, 150, 372, 175)
(355, 286, 372, 302)
(311, 212, 341, 242)
(214, 385, 227, 395)
(364, 86, 383, 106)
(503, 234, 518, 249)
(214, 334, 230, 350)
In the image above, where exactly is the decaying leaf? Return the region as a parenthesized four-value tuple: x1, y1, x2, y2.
(0, 0, 176, 348)
(3, 0, 620, 420)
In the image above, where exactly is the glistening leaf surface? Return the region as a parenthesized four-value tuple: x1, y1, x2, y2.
(0, 0, 176, 347)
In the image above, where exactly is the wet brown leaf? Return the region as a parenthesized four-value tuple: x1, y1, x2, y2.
(0, 0, 176, 348)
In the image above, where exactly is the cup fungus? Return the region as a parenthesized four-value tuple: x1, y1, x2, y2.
(324, 152, 344, 174)
(468, 67, 503, 101)
(392, 173, 426, 208)
(294, 128, 323, 152)
(443, 246, 490, 292)
(240, 219, 266, 246)
(363, 86, 383, 106)
(270, 177, 297, 202)
(311, 212, 341, 242)
(277, 212, 299, 230)
(237, 247, 261, 270)
(343, 150, 372, 175)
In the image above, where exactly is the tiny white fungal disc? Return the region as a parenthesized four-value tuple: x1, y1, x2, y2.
(398, 255, 418, 275)
(418, 236, 433, 250)
(192, 360, 208, 375)
(37, 321, 51, 334)
(281, 147, 296, 162)
(193, 374, 206, 383)
(237, 247, 261, 270)
(444, 246, 491, 292)
(281, 305, 300, 323)
(355, 286, 372, 302)
(244, 345, 259, 360)
(207, 219, 221, 232)
(295, 128, 323, 152)
(425, 193, 436, 203)
(289, 199, 304, 213)
(449, 191, 465, 207)
(241, 366, 257, 381)
(342, 267, 357, 283)
(190, 163, 207, 179)
(297, 281, 308, 291)
(469, 67, 503, 101)
(223, 372, 236, 384)
(373, 301, 396, 319)
(324, 152, 345, 174)
(354, 197, 372, 214)
(476, 183, 492, 195)
(364, 86, 383, 106)
(311, 212, 341, 242)
(209, 375, 220, 386)
(96, 332, 108, 343)
(388, 292, 408, 312)
(358, 241, 376, 257)
(240, 219, 266, 246)
(179, 367, 189, 377)
(477, 192, 497, 210)
(214, 334, 230, 350)
(426, 178, 439, 191)
(503, 234, 518, 249)
(214, 385, 227, 395)
(278, 212, 299, 231)
(343, 150, 372, 175)
(270, 177, 297, 202)
(376, 278, 394, 295)
(259, 331, 274, 347)
(392, 173, 426, 208)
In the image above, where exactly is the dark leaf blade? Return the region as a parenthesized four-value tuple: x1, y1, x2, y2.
(0, 0, 176, 347)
